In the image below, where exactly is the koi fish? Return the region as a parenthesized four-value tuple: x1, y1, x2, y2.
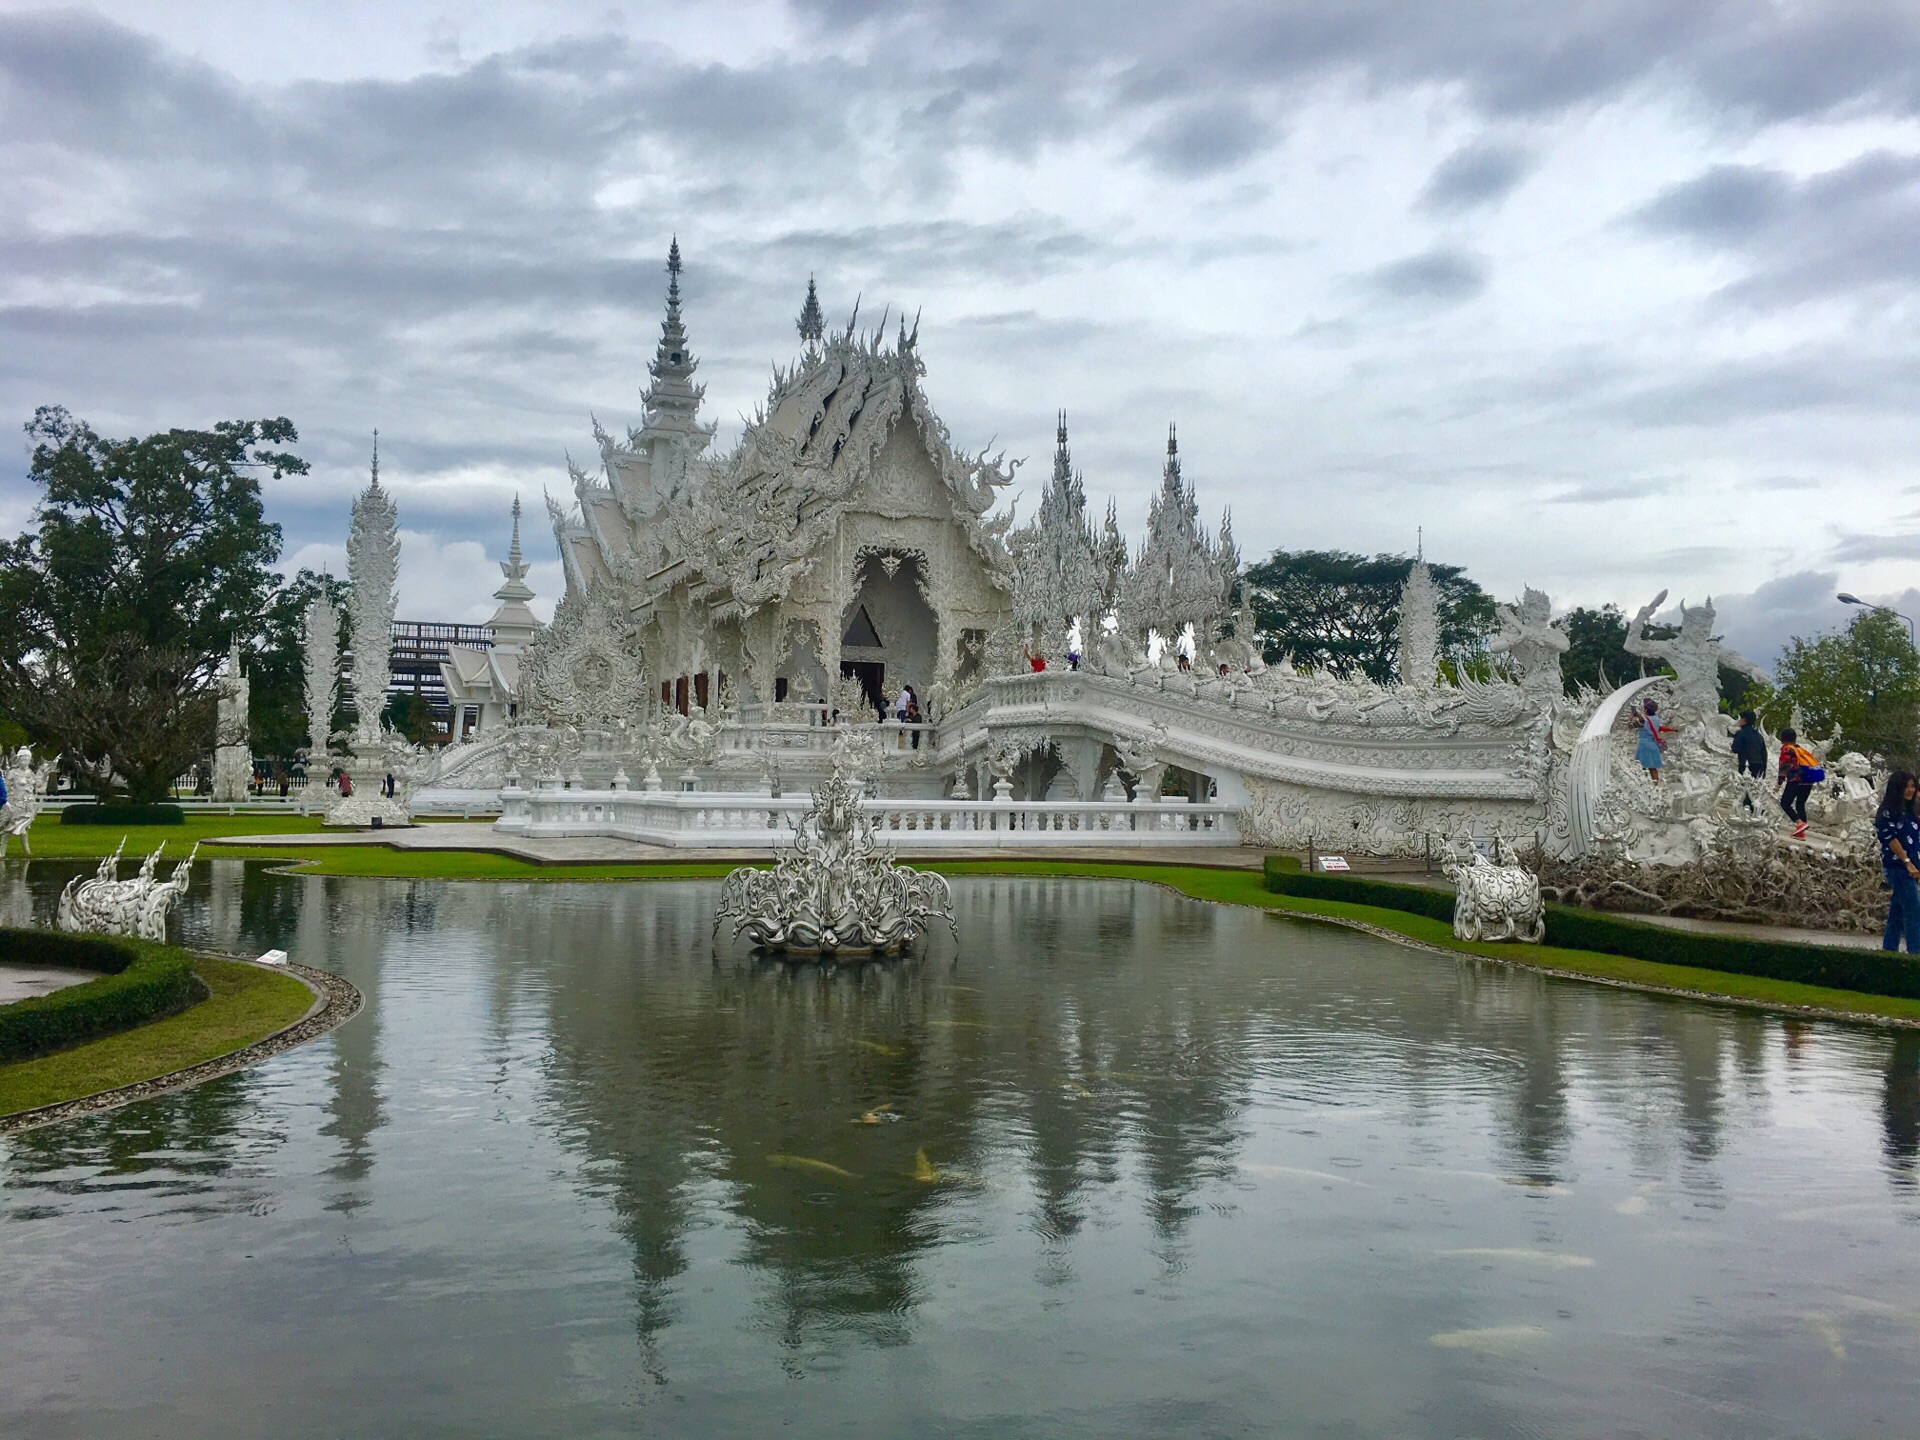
(1438, 1249, 1594, 1269)
(912, 1149, 984, 1186)
(852, 1104, 899, 1126)
(769, 1154, 859, 1180)
(856, 1040, 903, 1057)
(1430, 1325, 1547, 1353)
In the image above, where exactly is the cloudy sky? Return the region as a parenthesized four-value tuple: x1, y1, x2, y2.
(5, 1, 1920, 666)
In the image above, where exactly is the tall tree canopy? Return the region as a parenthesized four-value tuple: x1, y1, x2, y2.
(0, 407, 303, 801)
(1753, 609, 1919, 767)
(1241, 549, 1495, 683)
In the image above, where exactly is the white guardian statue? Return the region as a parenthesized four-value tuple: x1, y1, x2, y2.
(211, 640, 252, 802)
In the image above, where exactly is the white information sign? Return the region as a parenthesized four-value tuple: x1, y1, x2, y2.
(1317, 855, 1351, 872)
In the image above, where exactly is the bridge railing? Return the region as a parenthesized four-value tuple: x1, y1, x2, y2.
(496, 786, 1238, 849)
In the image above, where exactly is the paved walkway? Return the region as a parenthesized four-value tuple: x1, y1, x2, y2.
(205, 825, 1268, 870)
(0, 965, 97, 1003)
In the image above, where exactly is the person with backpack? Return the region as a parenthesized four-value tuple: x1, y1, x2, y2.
(1874, 771, 1920, 953)
(1634, 698, 1675, 783)
(1776, 726, 1823, 839)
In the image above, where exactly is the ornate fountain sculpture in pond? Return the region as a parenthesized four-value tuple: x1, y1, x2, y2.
(715, 764, 955, 956)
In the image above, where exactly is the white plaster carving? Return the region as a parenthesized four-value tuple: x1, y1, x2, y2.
(56, 839, 198, 941)
(714, 762, 955, 954)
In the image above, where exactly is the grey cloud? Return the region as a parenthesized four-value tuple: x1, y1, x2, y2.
(1636, 151, 1920, 306)
(1546, 476, 1668, 504)
(798, 0, 1920, 126)
(1361, 247, 1488, 304)
(1696, 569, 1845, 669)
(1132, 99, 1273, 177)
(1829, 530, 1920, 563)
(1605, 351, 1920, 426)
(1419, 143, 1532, 212)
(1636, 164, 1786, 240)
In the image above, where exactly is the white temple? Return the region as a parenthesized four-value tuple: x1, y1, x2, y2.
(393, 243, 1849, 862)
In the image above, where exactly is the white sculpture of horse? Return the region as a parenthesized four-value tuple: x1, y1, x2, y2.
(1443, 838, 1546, 944)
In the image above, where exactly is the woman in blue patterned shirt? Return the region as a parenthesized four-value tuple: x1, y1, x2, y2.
(1875, 771, 1920, 953)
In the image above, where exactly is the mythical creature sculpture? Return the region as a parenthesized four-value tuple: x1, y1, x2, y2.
(713, 763, 954, 955)
(1488, 587, 1568, 706)
(0, 747, 58, 858)
(1443, 838, 1545, 943)
(1624, 592, 1766, 725)
(56, 840, 199, 941)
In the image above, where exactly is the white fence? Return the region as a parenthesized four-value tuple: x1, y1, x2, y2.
(497, 785, 1240, 849)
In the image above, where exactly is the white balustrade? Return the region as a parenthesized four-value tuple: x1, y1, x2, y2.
(494, 786, 1238, 848)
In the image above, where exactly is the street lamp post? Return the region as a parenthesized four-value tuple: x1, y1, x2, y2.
(1837, 593, 1918, 645)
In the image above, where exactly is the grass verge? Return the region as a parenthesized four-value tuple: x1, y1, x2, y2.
(17, 813, 328, 859)
(0, 957, 316, 1116)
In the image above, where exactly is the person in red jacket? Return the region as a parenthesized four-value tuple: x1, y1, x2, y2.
(1776, 727, 1817, 838)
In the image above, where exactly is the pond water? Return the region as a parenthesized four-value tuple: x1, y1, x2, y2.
(2, 861, 1917, 1438)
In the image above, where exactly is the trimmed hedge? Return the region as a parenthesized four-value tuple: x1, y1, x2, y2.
(60, 803, 185, 826)
(0, 928, 202, 1063)
(1262, 854, 1920, 1001)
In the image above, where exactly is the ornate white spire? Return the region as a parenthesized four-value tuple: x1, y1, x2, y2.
(1122, 423, 1229, 649)
(487, 495, 540, 652)
(796, 274, 824, 348)
(1011, 410, 1102, 636)
(641, 237, 704, 434)
(1397, 555, 1440, 689)
(302, 584, 339, 757)
(347, 438, 400, 744)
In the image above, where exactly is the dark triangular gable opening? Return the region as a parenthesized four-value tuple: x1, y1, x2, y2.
(842, 605, 883, 648)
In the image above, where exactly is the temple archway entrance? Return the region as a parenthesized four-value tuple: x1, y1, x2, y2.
(840, 550, 937, 717)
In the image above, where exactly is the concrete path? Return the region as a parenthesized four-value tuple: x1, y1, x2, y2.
(204, 824, 1268, 870)
(0, 965, 98, 1003)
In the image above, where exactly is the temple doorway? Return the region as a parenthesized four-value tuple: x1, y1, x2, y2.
(840, 551, 937, 715)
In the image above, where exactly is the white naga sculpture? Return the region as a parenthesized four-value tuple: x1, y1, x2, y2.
(0, 747, 57, 858)
(56, 839, 199, 942)
(714, 763, 955, 956)
(211, 640, 252, 802)
(1444, 838, 1545, 943)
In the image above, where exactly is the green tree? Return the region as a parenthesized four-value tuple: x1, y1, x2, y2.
(0, 407, 303, 802)
(382, 692, 437, 746)
(1241, 549, 1495, 683)
(1753, 609, 1919, 767)
(249, 569, 351, 763)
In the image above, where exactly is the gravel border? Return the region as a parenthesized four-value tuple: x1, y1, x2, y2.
(0, 957, 363, 1136)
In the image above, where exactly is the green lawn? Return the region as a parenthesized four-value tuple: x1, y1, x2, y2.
(0, 957, 318, 1116)
(17, 813, 329, 859)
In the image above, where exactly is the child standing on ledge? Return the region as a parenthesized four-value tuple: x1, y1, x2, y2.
(1634, 698, 1674, 783)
